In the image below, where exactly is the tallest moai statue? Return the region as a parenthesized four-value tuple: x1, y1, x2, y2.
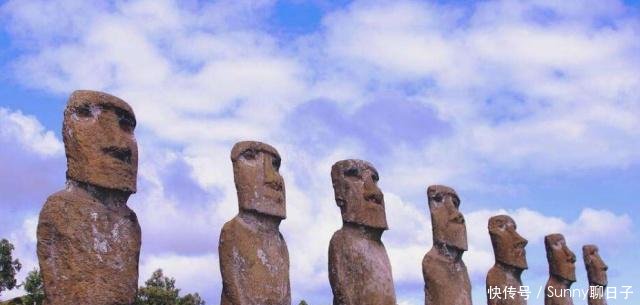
(37, 90, 141, 305)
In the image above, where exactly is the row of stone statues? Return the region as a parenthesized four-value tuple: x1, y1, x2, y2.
(35, 91, 609, 305)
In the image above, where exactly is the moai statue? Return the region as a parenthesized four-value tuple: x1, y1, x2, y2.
(544, 234, 577, 305)
(218, 141, 290, 305)
(583, 245, 608, 305)
(422, 185, 472, 305)
(37, 90, 141, 305)
(328, 159, 396, 305)
(486, 215, 528, 305)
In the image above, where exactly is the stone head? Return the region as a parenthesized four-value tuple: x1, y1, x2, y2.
(583, 245, 607, 286)
(488, 215, 528, 269)
(428, 185, 467, 251)
(545, 234, 576, 283)
(331, 159, 387, 230)
(231, 141, 285, 219)
(63, 90, 138, 193)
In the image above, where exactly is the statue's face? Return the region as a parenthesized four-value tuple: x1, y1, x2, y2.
(331, 159, 387, 230)
(428, 185, 467, 251)
(232, 141, 285, 219)
(63, 90, 138, 193)
(545, 234, 576, 282)
(583, 245, 608, 286)
(489, 215, 528, 269)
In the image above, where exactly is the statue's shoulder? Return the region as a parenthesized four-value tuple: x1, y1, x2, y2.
(40, 188, 83, 217)
(422, 248, 437, 265)
(422, 248, 445, 276)
(330, 228, 350, 246)
(220, 216, 244, 236)
(329, 229, 349, 256)
(486, 265, 505, 286)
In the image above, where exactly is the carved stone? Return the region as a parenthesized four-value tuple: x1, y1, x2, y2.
(37, 90, 141, 305)
(583, 245, 608, 305)
(328, 159, 396, 305)
(219, 141, 290, 305)
(422, 185, 471, 305)
(486, 215, 528, 305)
(544, 234, 576, 305)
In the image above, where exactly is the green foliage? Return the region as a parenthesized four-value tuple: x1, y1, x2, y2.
(135, 269, 204, 305)
(298, 301, 309, 305)
(177, 293, 204, 305)
(21, 269, 44, 305)
(0, 239, 22, 296)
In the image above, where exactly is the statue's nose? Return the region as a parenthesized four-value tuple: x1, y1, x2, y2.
(567, 250, 576, 263)
(515, 232, 528, 248)
(362, 176, 383, 204)
(263, 155, 282, 190)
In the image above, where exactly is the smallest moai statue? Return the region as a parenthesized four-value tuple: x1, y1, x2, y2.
(328, 159, 397, 305)
(422, 185, 472, 305)
(486, 215, 528, 305)
(583, 245, 608, 305)
(544, 234, 577, 305)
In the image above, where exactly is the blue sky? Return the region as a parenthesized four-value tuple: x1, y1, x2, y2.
(1, 1, 639, 304)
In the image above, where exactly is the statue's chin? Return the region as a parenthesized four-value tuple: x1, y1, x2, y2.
(500, 258, 528, 270)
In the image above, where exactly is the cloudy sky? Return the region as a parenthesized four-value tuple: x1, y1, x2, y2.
(1, 0, 639, 304)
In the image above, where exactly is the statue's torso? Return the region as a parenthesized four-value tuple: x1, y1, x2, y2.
(328, 228, 396, 305)
(219, 216, 290, 305)
(587, 285, 607, 305)
(544, 278, 575, 305)
(37, 189, 141, 305)
(422, 249, 472, 305)
(486, 265, 527, 305)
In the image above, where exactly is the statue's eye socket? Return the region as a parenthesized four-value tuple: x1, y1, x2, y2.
(118, 116, 135, 133)
(76, 105, 93, 118)
(371, 173, 379, 182)
(453, 198, 460, 208)
(344, 167, 360, 177)
(241, 150, 256, 160)
(116, 109, 136, 132)
(272, 157, 281, 170)
(433, 194, 443, 202)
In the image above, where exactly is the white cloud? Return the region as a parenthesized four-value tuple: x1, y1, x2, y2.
(0, 108, 63, 157)
(320, 0, 640, 186)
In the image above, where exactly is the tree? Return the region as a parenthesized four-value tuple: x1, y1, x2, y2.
(22, 269, 44, 305)
(0, 239, 22, 296)
(135, 269, 205, 305)
(298, 301, 309, 305)
(178, 293, 205, 305)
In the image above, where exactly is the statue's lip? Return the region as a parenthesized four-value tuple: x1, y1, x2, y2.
(365, 193, 383, 205)
(102, 146, 132, 164)
(265, 181, 283, 192)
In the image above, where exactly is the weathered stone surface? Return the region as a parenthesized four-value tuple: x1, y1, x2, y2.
(422, 185, 471, 305)
(37, 90, 140, 305)
(544, 234, 576, 305)
(328, 159, 396, 305)
(583, 245, 608, 305)
(486, 215, 528, 305)
(64, 90, 138, 193)
(219, 141, 290, 305)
